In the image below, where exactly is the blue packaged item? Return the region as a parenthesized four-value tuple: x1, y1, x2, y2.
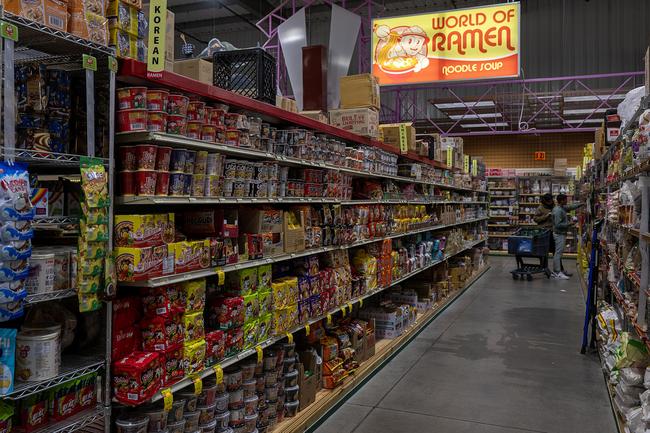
(0, 221, 33, 242)
(0, 281, 26, 304)
(45, 116, 70, 153)
(0, 260, 30, 282)
(0, 240, 32, 261)
(0, 163, 34, 221)
(0, 328, 16, 394)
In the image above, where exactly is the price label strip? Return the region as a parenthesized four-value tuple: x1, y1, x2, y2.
(213, 364, 223, 385)
(305, 323, 311, 336)
(256, 345, 263, 364)
(216, 268, 225, 285)
(327, 314, 332, 325)
(286, 332, 294, 344)
(191, 375, 202, 395)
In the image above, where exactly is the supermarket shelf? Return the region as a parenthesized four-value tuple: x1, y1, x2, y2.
(519, 212, 536, 216)
(275, 264, 490, 433)
(519, 193, 544, 196)
(5, 356, 104, 400)
(116, 196, 488, 206)
(115, 132, 481, 191)
(0, 148, 109, 167)
(117, 59, 454, 171)
(32, 406, 104, 433)
(24, 289, 77, 305)
(487, 224, 513, 228)
(119, 217, 488, 288)
(490, 195, 515, 199)
(33, 216, 79, 225)
(489, 205, 513, 209)
(488, 234, 514, 238)
(3, 12, 114, 57)
(488, 187, 516, 190)
(518, 202, 540, 206)
(488, 250, 509, 256)
(489, 215, 514, 218)
(135, 237, 488, 405)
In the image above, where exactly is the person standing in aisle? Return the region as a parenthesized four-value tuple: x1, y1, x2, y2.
(552, 194, 583, 279)
(533, 193, 556, 272)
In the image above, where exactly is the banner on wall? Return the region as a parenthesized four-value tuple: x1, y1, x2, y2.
(371, 2, 520, 85)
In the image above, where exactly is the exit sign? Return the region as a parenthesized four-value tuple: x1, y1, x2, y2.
(534, 151, 546, 161)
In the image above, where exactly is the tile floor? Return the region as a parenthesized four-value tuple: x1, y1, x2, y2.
(312, 257, 616, 433)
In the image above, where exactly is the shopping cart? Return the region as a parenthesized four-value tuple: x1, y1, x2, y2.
(507, 228, 552, 280)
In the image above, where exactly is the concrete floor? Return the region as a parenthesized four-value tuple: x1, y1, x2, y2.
(313, 257, 617, 433)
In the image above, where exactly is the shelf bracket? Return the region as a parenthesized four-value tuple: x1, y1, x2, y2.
(2, 26, 15, 164)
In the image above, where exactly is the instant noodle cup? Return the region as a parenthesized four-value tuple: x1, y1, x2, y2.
(170, 149, 187, 172)
(118, 146, 137, 171)
(207, 108, 225, 126)
(205, 175, 222, 197)
(185, 151, 197, 173)
(168, 94, 189, 116)
(147, 89, 170, 111)
(186, 121, 203, 139)
(135, 170, 157, 196)
(166, 115, 187, 135)
(155, 172, 170, 196)
(156, 146, 173, 171)
(192, 174, 206, 196)
(117, 87, 147, 109)
(169, 173, 185, 196)
(118, 171, 136, 196)
(183, 174, 193, 196)
(117, 109, 147, 132)
(188, 101, 206, 122)
(194, 151, 208, 175)
(201, 124, 217, 143)
(215, 126, 226, 143)
(225, 129, 240, 146)
(147, 111, 167, 132)
(135, 144, 157, 170)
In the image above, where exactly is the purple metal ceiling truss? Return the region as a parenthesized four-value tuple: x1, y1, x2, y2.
(380, 71, 644, 136)
(256, 0, 381, 94)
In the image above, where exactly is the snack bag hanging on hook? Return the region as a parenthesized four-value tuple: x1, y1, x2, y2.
(0, 163, 34, 221)
(80, 157, 109, 209)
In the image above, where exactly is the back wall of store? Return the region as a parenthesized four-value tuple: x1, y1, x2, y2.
(463, 133, 590, 169)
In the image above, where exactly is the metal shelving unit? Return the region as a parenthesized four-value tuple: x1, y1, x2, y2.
(0, 8, 115, 432)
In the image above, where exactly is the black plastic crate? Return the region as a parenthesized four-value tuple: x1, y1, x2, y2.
(213, 48, 276, 104)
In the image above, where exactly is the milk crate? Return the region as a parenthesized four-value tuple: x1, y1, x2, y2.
(213, 48, 276, 104)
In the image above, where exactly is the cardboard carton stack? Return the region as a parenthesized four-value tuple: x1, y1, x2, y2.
(440, 136, 465, 169)
(379, 123, 417, 154)
(174, 58, 213, 85)
(277, 96, 298, 113)
(329, 74, 380, 138)
(554, 158, 568, 176)
(110, 0, 150, 61)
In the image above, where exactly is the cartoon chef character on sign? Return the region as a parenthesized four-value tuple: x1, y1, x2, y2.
(374, 24, 430, 74)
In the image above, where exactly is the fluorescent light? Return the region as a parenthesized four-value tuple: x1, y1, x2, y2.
(565, 119, 602, 124)
(448, 113, 503, 120)
(435, 101, 495, 109)
(563, 108, 607, 115)
(564, 94, 626, 102)
(461, 122, 509, 128)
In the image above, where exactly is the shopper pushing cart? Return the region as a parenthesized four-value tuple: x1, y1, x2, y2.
(551, 194, 584, 280)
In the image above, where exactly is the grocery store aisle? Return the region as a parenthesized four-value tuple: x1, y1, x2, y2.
(313, 257, 616, 433)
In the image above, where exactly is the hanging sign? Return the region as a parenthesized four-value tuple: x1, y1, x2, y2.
(534, 151, 546, 161)
(446, 148, 453, 167)
(0, 22, 18, 41)
(147, 0, 168, 79)
(371, 2, 520, 85)
(463, 155, 470, 173)
(398, 124, 409, 154)
(471, 158, 478, 176)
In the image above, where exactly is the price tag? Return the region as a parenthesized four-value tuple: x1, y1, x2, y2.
(256, 345, 263, 364)
(192, 375, 202, 395)
(0, 22, 18, 41)
(216, 268, 225, 285)
(341, 306, 346, 317)
(82, 54, 97, 71)
(108, 56, 118, 73)
(213, 365, 223, 384)
(305, 323, 311, 336)
(359, 298, 363, 308)
(327, 314, 332, 325)
(286, 333, 294, 344)
(398, 124, 408, 154)
(446, 148, 453, 167)
(161, 388, 173, 412)
(347, 302, 353, 314)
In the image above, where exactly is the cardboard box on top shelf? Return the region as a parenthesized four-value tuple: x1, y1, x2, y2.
(283, 210, 306, 253)
(379, 123, 417, 153)
(238, 208, 283, 256)
(339, 74, 380, 111)
(174, 58, 213, 85)
(329, 108, 379, 138)
(4, 0, 68, 31)
(297, 349, 322, 410)
(415, 139, 428, 156)
(554, 158, 568, 176)
(300, 110, 329, 124)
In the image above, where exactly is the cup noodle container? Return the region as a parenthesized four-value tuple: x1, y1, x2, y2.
(168, 94, 190, 116)
(147, 89, 170, 111)
(16, 328, 61, 381)
(117, 109, 148, 132)
(25, 252, 55, 294)
(186, 121, 203, 140)
(118, 146, 137, 171)
(156, 147, 173, 171)
(156, 172, 171, 196)
(194, 151, 208, 175)
(119, 171, 136, 196)
(147, 111, 168, 133)
(135, 171, 157, 196)
(188, 101, 206, 122)
(135, 144, 157, 170)
(117, 87, 147, 110)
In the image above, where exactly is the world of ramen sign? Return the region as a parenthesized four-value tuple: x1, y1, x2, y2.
(371, 2, 520, 85)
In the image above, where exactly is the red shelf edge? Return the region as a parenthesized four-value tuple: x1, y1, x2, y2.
(118, 59, 452, 171)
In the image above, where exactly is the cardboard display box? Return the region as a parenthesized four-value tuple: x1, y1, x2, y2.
(340, 74, 381, 111)
(283, 210, 306, 253)
(300, 110, 329, 124)
(298, 349, 322, 411)
(329, 108, 379, 138)
(174, 58, 213, 85)
(554, 158, 568, 176)
(363, 319, 376, 361)
(238, 208, 283, 256)
(379, 123, 417, 153)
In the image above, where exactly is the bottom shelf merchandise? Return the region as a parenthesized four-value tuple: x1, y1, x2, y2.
(112, 247, 488, 433)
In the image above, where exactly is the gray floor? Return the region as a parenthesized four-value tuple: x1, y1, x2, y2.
(313, 257, 617, 433)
